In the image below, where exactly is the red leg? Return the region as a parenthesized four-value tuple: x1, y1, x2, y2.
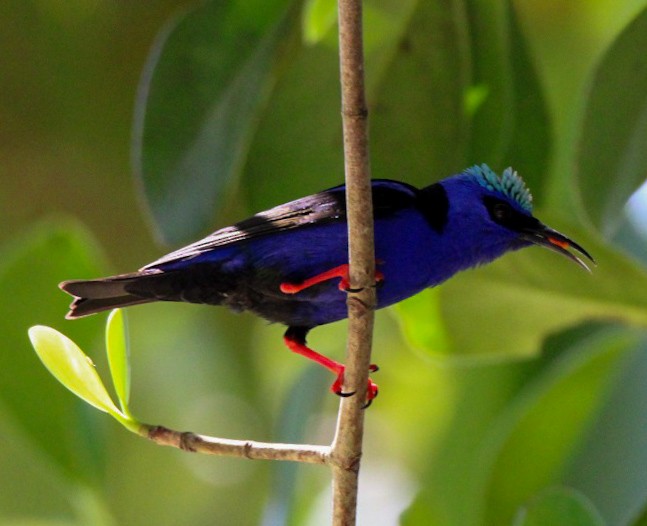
(284, 327, 379, 404)
(280, 263, 384, 294)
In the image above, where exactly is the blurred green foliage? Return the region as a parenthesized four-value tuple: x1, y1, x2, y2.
(3, 0, 647, 524)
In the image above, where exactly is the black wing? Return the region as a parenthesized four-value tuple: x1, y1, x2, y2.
(143, 179, 421, 270)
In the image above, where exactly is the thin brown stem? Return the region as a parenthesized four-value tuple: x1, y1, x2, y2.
(332, 0, 375, 524)
(142, 424, 330, 464)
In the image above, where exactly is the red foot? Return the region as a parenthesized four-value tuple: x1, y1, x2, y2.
(280, 263, 384, 294)
(284, 327, 379, 407)
(330, 364, 379, 408)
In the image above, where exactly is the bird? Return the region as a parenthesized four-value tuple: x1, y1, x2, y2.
(60, 164, 593, 406)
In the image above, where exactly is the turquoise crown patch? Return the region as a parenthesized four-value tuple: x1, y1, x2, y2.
(465, 164, 533, 213)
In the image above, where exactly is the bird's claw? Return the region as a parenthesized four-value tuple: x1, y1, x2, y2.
(362, 388, 379, 409)
(331, 364, 379, 407)
(339, 269, 385, 293)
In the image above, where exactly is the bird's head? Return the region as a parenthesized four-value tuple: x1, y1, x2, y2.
(439, 164, 594, 271)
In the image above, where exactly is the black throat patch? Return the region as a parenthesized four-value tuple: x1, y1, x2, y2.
(417, 183, 449, 234)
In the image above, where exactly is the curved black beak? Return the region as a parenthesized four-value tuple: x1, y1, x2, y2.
(520, 224, 595, 272)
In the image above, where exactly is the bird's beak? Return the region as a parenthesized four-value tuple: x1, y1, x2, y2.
(520, 224, 595, 272)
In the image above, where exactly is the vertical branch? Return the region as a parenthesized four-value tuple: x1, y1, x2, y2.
(331, 0, 375, 524)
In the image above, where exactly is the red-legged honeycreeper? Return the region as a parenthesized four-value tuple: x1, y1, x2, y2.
(60, 165, 593, 405)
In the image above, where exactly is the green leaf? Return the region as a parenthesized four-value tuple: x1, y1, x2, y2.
(401, 325, 635, 525)
(28, 322, 140, 435)
(464, 84, 489, 117)
(134, 0, 299, 244)
(400, 357, 537, 526)
(466, 1, 551, 197)
(393, 288, 450, 356)
(242, 37, 343, 211)
(575, 6, 647, 235)
(465, 0, 514, 167)
(248, 0, 477, 209)
(105, 309, 131, 416)
(370, 0, 471, 186)
(0, 520, 79, 526)
(482, 326, 636, 524)
(513, 487, 605, 526)
(563, 337, 647, 525)
(29, 325, 119, 415)
(632, 505, 647, 526)
(399, 498, 439, 526)
(501, 3, 552, 199)
(302, 0, 336, 44)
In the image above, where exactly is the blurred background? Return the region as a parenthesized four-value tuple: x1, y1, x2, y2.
(3, 0, 647, 525)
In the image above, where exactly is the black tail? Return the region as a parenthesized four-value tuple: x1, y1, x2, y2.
(60, 271, 165, 319)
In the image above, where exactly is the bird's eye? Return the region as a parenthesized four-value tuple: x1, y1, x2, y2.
(492, 202, 512, 221)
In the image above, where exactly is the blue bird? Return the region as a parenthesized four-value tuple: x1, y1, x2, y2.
(60, 165, 593, 404)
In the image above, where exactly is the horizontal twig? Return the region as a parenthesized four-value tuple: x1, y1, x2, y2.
(142, 424, 330, 465)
